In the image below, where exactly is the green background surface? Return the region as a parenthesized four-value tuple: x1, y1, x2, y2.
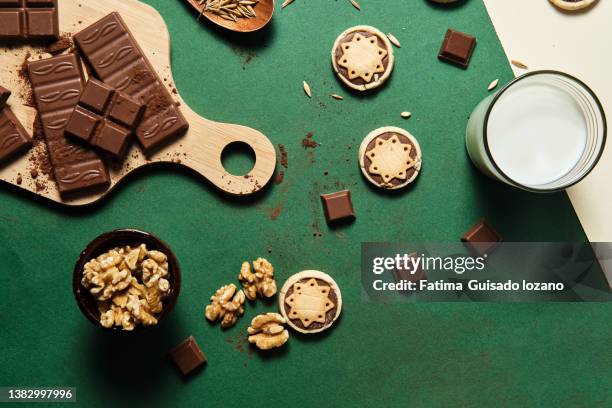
(1, 0, 611, 407)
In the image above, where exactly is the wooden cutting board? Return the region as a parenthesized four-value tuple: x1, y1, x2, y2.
(0, 0, 277, 206)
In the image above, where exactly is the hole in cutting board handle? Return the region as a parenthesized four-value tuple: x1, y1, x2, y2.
(221, 141, 256, 176)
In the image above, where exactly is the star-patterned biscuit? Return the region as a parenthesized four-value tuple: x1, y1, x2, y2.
(332, 25, 394, 91)
(337, 33, 388, 83)
(358, 126, 422, 190)
(285, 278, 335, 327)
(366, 134, 417, 185)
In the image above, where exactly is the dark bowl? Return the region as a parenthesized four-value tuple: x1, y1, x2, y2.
(73, 229, 181, 334)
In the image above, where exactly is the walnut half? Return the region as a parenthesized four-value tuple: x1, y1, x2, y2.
(238, 258, 277, 301)
(247, 313, 289, 350)
(204, 284, 246, 328)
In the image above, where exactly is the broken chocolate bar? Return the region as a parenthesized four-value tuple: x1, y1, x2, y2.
(65, 78, 144, 158)
(461, 219, 502, 256)
(0, 104, 32, 164)
(320, 190, 356, 224)
(74, 12, 189, 152)
(438, 28, 476, 69)
(169, 336, 206, 376)
(28, 54, 110, 195)
(0, 0, 59, 40)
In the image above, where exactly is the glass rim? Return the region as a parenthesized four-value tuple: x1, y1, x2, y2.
(482, 70, 607, 193)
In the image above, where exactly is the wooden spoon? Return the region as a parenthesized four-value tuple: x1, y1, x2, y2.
(184, 0, 275, 33)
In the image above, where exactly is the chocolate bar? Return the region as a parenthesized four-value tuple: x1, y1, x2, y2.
(0, 87, 32, 164)
(0, 0, 59, 40)
(28, 54, 110, 195)
(169, 336, 206, 376)
(65, 79, 144, 158)
(74, 12, 188, 152)
(438, 29, 476, 69)
(320, 190, 356, 224)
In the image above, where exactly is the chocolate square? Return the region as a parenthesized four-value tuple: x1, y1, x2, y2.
(461, 219, 502, 256)
(26, 8, 57, 38)
(320, 190, 356, 224)
(0, 10, 23, 37)
(80, 79, 114, 113)
(108, 93, 145, 128)
(392, 252, 427, 288)
(64, 106, 100, 143)
(438, 29, 476, 69)
(93, 121, 130, 157)
(169, 336, 206, 376)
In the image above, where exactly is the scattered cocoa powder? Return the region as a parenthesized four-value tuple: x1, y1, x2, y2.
(147, 90, 170, 114)
(17, 52, 34, 107)
(270, 206, 282, 220)
(302, 132, 318, 149)
(132, 68, 151, 85)
(278, 144, 287, 168)
(27, 113, 53, 181)
(274, 170, 284, 184)
(16, 174, 22, 185)
(30, 169, 38, 179)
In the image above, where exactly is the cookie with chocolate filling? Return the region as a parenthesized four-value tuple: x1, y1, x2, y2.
(279, 271, 342, 334)
(359, 126, 422, 190)
(331, 25, 394, 91)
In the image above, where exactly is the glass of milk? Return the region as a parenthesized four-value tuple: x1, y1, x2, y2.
(466, 71, 606, 192)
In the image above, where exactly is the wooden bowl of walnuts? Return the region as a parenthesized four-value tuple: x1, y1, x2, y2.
(73, 229, 181, 334)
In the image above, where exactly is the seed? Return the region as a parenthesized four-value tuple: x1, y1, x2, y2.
(487, 79, 499, 91)
(349, 0, 361, 10)
(511, 59, 528, 69)
(281, 0, 294, 8)
(303, 81, 312, 98)
(400, 111, 412, 119)
(330, 94, 344, 100)
(201, 0, 260, 20)
(387, 33, 401, 48)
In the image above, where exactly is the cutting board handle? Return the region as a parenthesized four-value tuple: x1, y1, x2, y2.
(182, 113, 277, 195)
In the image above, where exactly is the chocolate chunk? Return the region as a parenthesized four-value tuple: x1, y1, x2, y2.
(0, 0, 59, 40)
(320, 189, 356, 224)
(74, 12, 189, 152)
(461, 219, 502, 256)
(28, 54, 109, 196)
(65, 79, 144, 158)
(0, 105, 32, 164)
(0, 85, 11, 108)
(438, 29, 476, 69)
(169, 336, 206, 376)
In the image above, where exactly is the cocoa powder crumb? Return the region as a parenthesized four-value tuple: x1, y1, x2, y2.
(16, 174, 22, 185)
(30, 169, 38, 179)
(274, 171, 284, 184)
(271, 206, 282, 220)
(302, 132, 318, 149)
(45, 35, 73, 55)
(278, 144, 288, 168)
